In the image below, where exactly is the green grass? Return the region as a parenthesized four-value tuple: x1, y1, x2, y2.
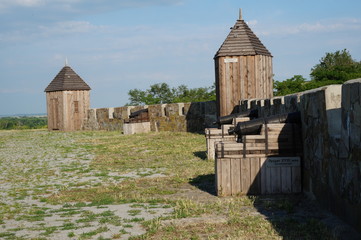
(0, 130, 336, 240)
(79, 226, 108, 239)
(127, 209, 141, 216)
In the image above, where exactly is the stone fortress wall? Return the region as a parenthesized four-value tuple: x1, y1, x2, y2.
(83, 101, 218, 133)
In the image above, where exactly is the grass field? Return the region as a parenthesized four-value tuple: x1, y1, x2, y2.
(0, 130, 335, 240)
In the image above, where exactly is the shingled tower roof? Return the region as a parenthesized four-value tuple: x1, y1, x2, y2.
(215, 11, 272, 58)
(45, 65, 91, 92)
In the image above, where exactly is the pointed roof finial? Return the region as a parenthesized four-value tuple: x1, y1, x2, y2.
(239, 8, 242, 20)
(65, 57, 68, 67)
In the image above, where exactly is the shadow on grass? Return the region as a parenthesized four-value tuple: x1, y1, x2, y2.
(193, 151, 207, 160)
(189, 174, 216, 196)
(251, 194, 341, 240)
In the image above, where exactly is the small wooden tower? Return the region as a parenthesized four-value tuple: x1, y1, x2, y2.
(214, 9, 273, 117)
(44, 63, 91, 131)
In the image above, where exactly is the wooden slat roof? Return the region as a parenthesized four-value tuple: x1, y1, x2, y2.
(215, 19, 272, 58)
(45, 66, 91, 92)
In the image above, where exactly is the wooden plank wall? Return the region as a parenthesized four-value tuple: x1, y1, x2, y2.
(46, 90, 90, 131)
(46, 91, 63, 131)
(215, 55, 273, 117)
(216, 157, 301, 196)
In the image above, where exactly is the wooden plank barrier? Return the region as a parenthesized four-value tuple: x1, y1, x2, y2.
(215, 124, 302, 158)
(205, 128, 236, 160)
(232, 117, 251, 125)
(214, 123, 303, 196)
(216, 156, 301, 196)
(205, 117, 251, 160)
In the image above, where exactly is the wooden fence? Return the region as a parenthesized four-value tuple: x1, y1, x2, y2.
(216, 156, 301, 196)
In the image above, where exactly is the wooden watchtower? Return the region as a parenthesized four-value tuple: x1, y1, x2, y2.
(214, 10, 273, 117)
(44, 64, 91, 131)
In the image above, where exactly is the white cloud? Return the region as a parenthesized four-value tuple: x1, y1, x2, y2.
(0, 0, 183, 12)
(256, 18, 361, 36)
(247, 20, 258, 27)
(0, 0, 44, 10)
(0, 20, 107, 44)
(38, 20, 106, 35)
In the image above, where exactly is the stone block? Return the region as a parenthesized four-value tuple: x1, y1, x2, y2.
(149, 104, 164, 118)
(284, 93, 300, 113)
(271, 97, 284, 115)
(325, 85, 342, 136)
(263, 99, 271, 117)
(113, 106, 129, 120)
(164, 103, 180, 117)
(239, 100, 248, 112)
(123, 122, 151, 135)
(187, 102, 203, 118)
(82, 108, 99, 130)
(96, 108, 109, 122)
(204, 101, 217, 115)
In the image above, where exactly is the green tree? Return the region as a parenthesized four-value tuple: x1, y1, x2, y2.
(311, 49, 361, 83)
(173, 84, 216, 103)
(127, 83, 173, 105)
(127, 83, 215, 106)
(273, 75, 307, 96)
(274, 49, 361, 96)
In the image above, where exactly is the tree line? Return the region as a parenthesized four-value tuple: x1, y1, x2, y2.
(0, 117, 47, 130)
(273, 49, 361, 96)
(127, 49, 361, 105)
(127, 83, 216, 106)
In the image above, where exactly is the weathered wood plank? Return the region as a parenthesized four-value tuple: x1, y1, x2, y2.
(221, 158, 231, 196)
(271, 166, 281, 193)
(265, 159, 272, 194)
(231, 158, 241, 195)
(268, 56, 273, 98)
(249, 157, 261, 194)
(232, 58, 240, 109)
(225, 61, 231, 115)
(292, 165, 302, 192)
(281, 167, 292, 193)
(247, 56, 255, 98)
(219, 58, 226, 116)
(255, 55, 259, 98)
(260, 157, 267, 194)
(216, 157, 222, 195)
(241, 157, 251, 193)
(239, 56, 245, 99)
(261, 55, 266, 97)
(242, 56, 248, 100)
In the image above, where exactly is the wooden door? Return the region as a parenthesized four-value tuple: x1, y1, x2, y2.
(51, 98, 60, 130)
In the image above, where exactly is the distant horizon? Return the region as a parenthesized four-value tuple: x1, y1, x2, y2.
(0, 113, 47, 118)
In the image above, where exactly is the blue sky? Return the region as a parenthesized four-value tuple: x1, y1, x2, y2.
(1, 0, 361, 115)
